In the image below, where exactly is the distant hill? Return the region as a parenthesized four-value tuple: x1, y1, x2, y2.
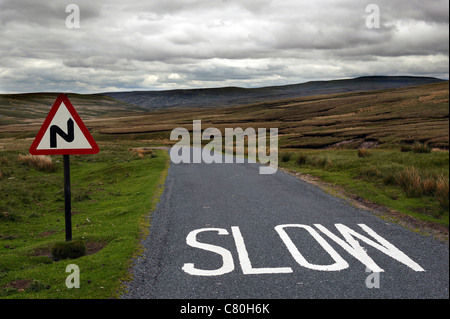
(0, 92, 146, 126)
(2, 81, 448, 149)
(92, 81, 449, 149)
(101, 76, 445, 110)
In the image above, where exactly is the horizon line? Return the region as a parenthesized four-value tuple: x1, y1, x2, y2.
(1, 75, 448, 95)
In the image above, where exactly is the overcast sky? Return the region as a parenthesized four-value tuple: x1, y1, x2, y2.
(0, 0, 448, 94)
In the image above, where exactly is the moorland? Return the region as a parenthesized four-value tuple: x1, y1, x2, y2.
(0, 77, 448, 298)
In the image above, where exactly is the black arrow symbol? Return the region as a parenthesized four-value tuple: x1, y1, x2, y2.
(50, 118, 75, 148)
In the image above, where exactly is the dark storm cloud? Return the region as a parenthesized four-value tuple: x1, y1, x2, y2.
(0, 0, 448, 93)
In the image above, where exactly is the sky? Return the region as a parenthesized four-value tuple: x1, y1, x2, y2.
(0, 0, 448, 94)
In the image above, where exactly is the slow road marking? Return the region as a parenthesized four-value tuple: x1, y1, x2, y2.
(182, 223, 425, 276)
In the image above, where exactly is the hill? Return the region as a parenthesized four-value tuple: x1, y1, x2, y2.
(0, 92, 146, 126)
(1, 78, 448, 150)
(101, 76, 445, 110)
(92, 81, 449, 150)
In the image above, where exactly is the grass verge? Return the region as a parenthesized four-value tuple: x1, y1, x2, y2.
(0, 139, 169, 298)
(278, 148, 449, 231)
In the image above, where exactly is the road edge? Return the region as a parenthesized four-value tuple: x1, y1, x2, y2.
(280, 167, 449, 244)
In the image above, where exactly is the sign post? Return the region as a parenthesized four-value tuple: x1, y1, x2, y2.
(63, 155, 72, 241)
(29, 94, 99, 241)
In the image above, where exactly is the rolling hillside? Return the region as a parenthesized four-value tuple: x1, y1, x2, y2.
(1, 78, 448, 150)
(102, 76, 445, 110)
(91, 81, 449, 150)
(0, 92, 146, 126)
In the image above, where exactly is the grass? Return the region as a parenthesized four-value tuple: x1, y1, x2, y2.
(0, 138, 169, 298)
(394, 167, 449, 209)
(436, 176, 450, 209)
(357, 148, 372, 158)
(296, 153, 308, 165)
(400, 144, 413, 152)
(411, 141, 432, 153)
(279, 148, 449, 225)
(395, 166, 431, 197)
(17, 154, 55, 172)
(279, 152, 293, 162)
(400, 142, 433, 154)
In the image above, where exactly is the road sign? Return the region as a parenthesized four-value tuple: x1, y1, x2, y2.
(29, 94, 99, 241)
(29, 93, 99, 155)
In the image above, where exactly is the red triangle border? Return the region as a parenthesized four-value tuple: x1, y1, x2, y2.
(29, 94, 100, 155)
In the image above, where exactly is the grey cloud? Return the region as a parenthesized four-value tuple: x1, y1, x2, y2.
(379, 0, 449, 24)
(0, 0, 62, 26)
(0, 0, 102, 26)
(62, 56, 140, 71)
(0, 0, 448, 94)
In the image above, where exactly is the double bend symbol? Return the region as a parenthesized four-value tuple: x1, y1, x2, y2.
(50, 118, 75, 148)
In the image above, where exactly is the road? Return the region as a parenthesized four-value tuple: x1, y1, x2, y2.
(122, 150, 449, 299)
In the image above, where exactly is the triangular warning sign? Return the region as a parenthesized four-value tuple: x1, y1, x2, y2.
(29, 94, 99, 155)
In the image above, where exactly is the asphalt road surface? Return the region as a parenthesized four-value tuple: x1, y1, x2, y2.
(122, 150, 449, 299)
